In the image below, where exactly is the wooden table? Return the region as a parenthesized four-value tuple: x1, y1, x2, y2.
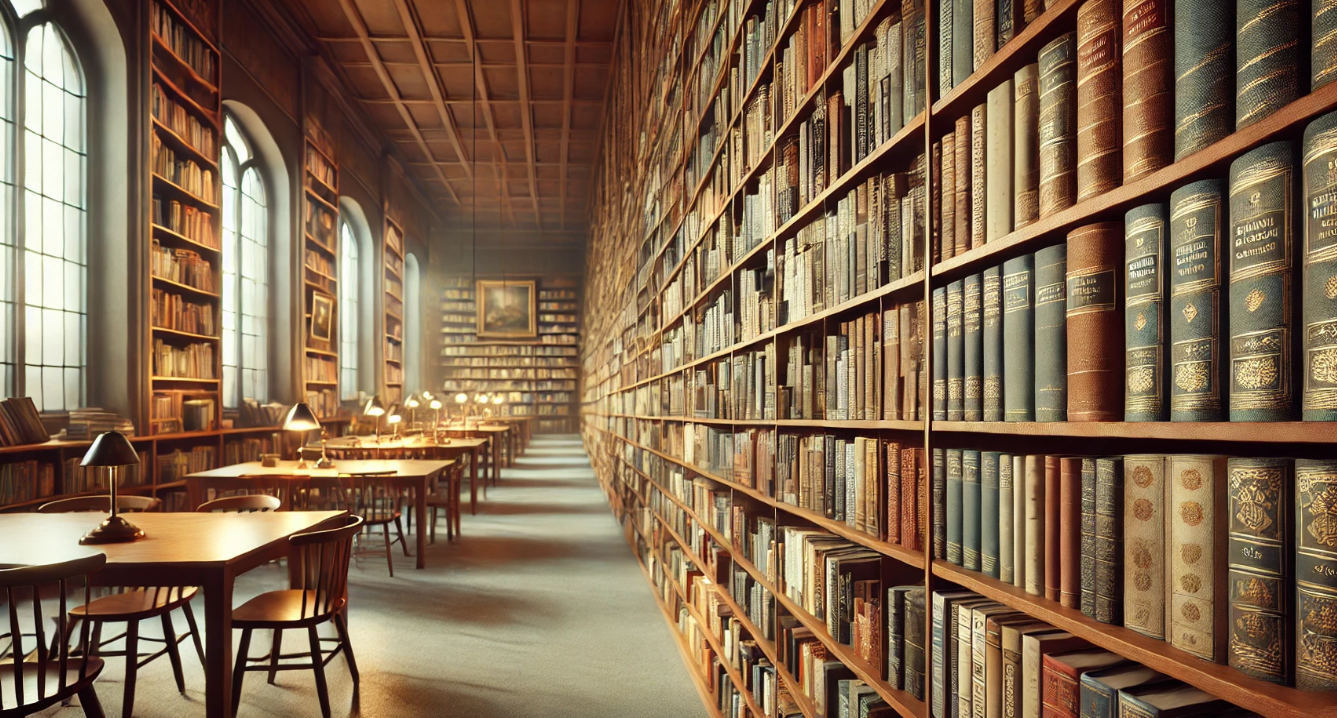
(442, 424, 511, 478)
(323, 435, 488, 519)
(186, 459, 453, 569)
(0, 510, 345, 718)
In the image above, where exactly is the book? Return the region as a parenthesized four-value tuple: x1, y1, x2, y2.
(1035, 243, 1068, 421)
(1228, 141, 1296, 421)
(972, 103, 988, 250)
(1001, 621, 1052, 718)
(1169, 179, 1227, 422)
(964, 449, 982, 572)
(1002, 254, 1035, 421)
(956, 115, 973, 257)
(1167, 454, 1228, 663)
(997, 0, 1023, 46)
(1065, 222, 1124, 422)
(948, 279, 966, 420)
(1116, 682, 1225, 718)
(1041, 649, 1126, 718)
(959, 599, 996, 718)
(933, 448, 946, 559)
(1173, 0, 1233, 160)
(973, 0, 995, 70)
(948, 448, 964, 566)
(1302, 110, 1337, 421)
(1022, 634, 1092, 717)
(1078, 664, 1168, 718)
(985, 615, 1032, 718)
(1057, 457, 1081, 609)
(973, 605, 1023, 718)
(986, 80, 1015, 244)
(944, 130, 958, 261)
(999, 453, 1015, 584)
(1080, 458, 1098, 618)
(983, 266, 1005, 421)
(940, 0, 956, 98)
(1074, 0, 1121, 202)
(1124, 454, 1169, 640)
(1093, 457, 1123, 625)
(1317, 0, 1337, 90)
(1014, 64, 1041, 229)
(905, 586, 927, 700)
(1024, 454, 1045, 597)
(932, 590, 978, 718)
(1121, 0, 1172, 182)
(934, 287, 948, 420)
(1125, 203, 1169, 421)
(1012, 455, 1027, 590)
(1038, 33, 1077, 218)
(954, 0, 975, 88)
(965, 273, 984, 421)
(1236, 0, 1299, 129)
(1295, 459, 1337, 691)
(1226, 457, 1291, 684)
(889, 585, 911, 690)
(982, 451, 1001, 579)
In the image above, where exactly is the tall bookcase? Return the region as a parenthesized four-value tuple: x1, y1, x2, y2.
(383, 217, 405, 405)
(579, 0, 1337, 716)
(301, 75, 341, 419)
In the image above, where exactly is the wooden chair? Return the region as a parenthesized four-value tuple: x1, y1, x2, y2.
(39, 497, 203, 718)
(195, 495, 281, 513)
(232, 515, 363, 718)
(0, 553, 107, 718)
(232, 475, 313, 511)
(427, 462, 461, 543)
(345, 475, 407, 577)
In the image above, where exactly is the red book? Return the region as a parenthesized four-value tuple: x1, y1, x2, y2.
(1059, 457, 1083, 609)
(901, 447, 920, 551)
(1041, 649, 1126, 718)
(885, 441, 901, 544)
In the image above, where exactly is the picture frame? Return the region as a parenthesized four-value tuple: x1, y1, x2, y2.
(309, 292, 334, 342)
(476, 280, 537, 338)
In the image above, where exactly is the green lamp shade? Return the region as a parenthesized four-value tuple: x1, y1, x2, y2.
(281, 402, 322, 432)
(80, 431, 139, 467)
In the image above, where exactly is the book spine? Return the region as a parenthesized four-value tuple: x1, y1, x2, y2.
(1169, 179, 1227, 421)
(974, 0, 996, 70)
(934, 447, 947, 559)
(1316, 0, 1337, 90)
(986, 80, 1016, 245)
(1227, 457, 1292, 684)
(941, 0, 956, 97)
(984, 266, 1005, 421)
(1025, 455, 1045, 597)
(1296, 459, 1337, 691)
(956, 116, 973, 257)
(954, 0, 976, 87)
(1045, 455, 1062, 602)
(1168, 454, 1228, 663)
(934, 287, 949, 420)
(1065, 222, 1124, 422)
(1077, 677, 1115, 718)
(1075, 0, 1121, 201)
(1014, 63, 1041, 230)
(1125, 203, 1169, 421)
(999, 453, 1015, 584)
(1302, 110, 1337, 421)
(957, 605, 975, 718)
(999, 0, 1022, 45)
(983, 451, 1001, 579)
(965, 273, 985, 421)
(972, 103, 988, 250)
(1080, 458, 1098, 618)
(890, 442, 903, 544)
(1035, 244, 1069, 421)
(1003, 254, 1036, 421)
(1121, 0, 1172, 182)
(948, 448, 964, 565)
(1124, 454, 1168, 640)
(1228, 141, 1296, 421)
(890, 587, 907, 690)
(948, 279, 966, 420)
(906, 587, 927, 700)
(1041, 656, 1082, 718)
(1173, 0, 1233, 160)
(1094, 457, 1123, 625)
(944, 131, 958, 261)
(964, 449, 982, 571)
(1236, 0, 1299, 130)
(932, 591, 949, 718)
(1013, 455, 1027, 590)
(1039, 33, 1077, 218)
(1058, 457, 1082, 609)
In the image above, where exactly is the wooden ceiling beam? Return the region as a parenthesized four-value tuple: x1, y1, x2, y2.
(390, 0, 473, 188)
(559, 0, 577, 230)
(509, 0, 545, 231)
(453, 0, 518, 227)
(359, 97, 605, 106)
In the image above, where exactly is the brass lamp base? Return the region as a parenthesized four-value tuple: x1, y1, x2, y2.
(80, 515, 145, 545)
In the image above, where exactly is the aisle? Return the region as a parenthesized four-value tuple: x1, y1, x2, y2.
(54, 434, 706, 718)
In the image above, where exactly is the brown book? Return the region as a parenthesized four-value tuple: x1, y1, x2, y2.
(1059, 457, 1084, 609)
(974, 0, 996, 70)
(943, 130, 957, 260)
(1044, 455, 1062, 602)
(1038, 33, 1077, 217)
(1075, 0, 1121, 201)
(1014, 63, 1041, 229)
(902, 446, 919, 551)
(1121, 0, 1171, 181)
(886, 441, 901, 544)
(7, 398, 48, 445)
(1065, 223, 1124, 421)
(932, 141, 943, 266)
(955, 115, 972, 256)
(971, 103, 988, 250)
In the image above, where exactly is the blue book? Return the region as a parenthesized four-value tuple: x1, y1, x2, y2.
(1078, 664, 1168, 718)
(962, 449, 981, 571)
(981, 451, 1001, 578)
(946, 449, 963, 565)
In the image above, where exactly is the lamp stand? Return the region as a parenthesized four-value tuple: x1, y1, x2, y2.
(314, 431, 335, 469)
(81, 467, 143, 545)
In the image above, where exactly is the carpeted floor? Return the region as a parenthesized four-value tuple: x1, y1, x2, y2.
(40, 435, 706, 718)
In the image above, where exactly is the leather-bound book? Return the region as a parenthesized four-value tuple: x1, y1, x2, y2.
(934, 287, 948, 420)
(974, 0, 996, 70)
(984, 266, 1005, 421)
(1039, 33, 1077, 217)
(934, 141, 943, 267)
(948, 279, 966, 420)
(972, 103, 988, 250)
(1173, 0, 1232, 160)
(905, 587, 927, 700)
(965, 273, 985, 421)
(964, 449, 982, 571)
(1124, 454, 1169, 640)
(1024, 0, 1043, 22)
(943, 131, 958, 261)
(998, 0, 1023, 46)
(1075, 0, 1121, 201)
(1044, 455, 1062, 602)
(1003, 621, 1050, 718)
(889, 441, 904, 544)
(1169, 180, 1227, 421)
(1093, 457, 1123, 625)
(1040, 649, 1126, 718)
(1116, 683, 1226, 718)
(987, 81, 1015, 245)
(1065, 223, 1124, 421)
(908, 447, 926, 551)
(1058, 457, 1084, 609)
(955, 0, 976, 88)
(1014, 64, 1041, 229)
(1003, 254, 1036, 421)
(1013, 455, 1027, 589)
(1302, 111, 1337, 421)
(1228, 141, 1297, 421)
(1125, 203, 1168, 421)
(941, 0, 956, 98)
(1080, 458, 1097, 618)
(1121, 0, 1172, 182)
(1078, 664, 1169, 718)
(1024, 455, 1046, 597)
(933, 448, 946, 559)
(1023, 631, 1091, 718)
(1316, 0, 1337, 89)
(1236, 0, 1299, 130)
(1296, 459, 1337, 691)
(1167, 454, 1229, 663)
(983, 451, 1002, 579)
(1035, 244, 1068, 421)
(956, 115, 973, 257)
(1227, 457, 1291, 684)
(948, 448, 965, 565)
(999, 453, 1016, 584)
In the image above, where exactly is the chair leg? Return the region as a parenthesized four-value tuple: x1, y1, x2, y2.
(383, 523, 394, 578)
(429, 507, 437, 544)
(122, 620, 139, 718)
(395, 515, 409, 557)
(161, 612, 186, 694)
(333, 613, 358, 686)
(233, 628, 252, 716)
(78, 685, 106, 718)
(308, 626, 332, 718)
(181, 599, 205, 665)
(268, 629, 282, 685)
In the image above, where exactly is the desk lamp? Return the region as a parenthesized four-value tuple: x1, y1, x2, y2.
(387, 404, 403, 440)
(282, 402, 323, 469)
(455, 392, 470, 429)
(79, 431, 144, 545)
(404, 395, 420, 430)
(364, 396, 386, 443)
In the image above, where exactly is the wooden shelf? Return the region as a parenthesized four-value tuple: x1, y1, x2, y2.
(151, 222, 220, 253)
(932, 420, 1337, 444)
(151, 117, 218, 170)
(151, 274, 219, 299)
(153, 172, 220, 209)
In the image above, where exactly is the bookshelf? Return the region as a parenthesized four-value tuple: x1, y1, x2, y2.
(302, 75, 341, 420)
(383, 217, 405, 406)
(580, 0, 1337, 716)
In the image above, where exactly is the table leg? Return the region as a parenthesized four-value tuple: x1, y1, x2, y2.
(452, 468, 461, 538)
(202, 567, 235, 718)
(492, 440, 500, 487)
(186, 479, 202, 513)
(470, 448, 478, 514)
(415, 481, 427, 570)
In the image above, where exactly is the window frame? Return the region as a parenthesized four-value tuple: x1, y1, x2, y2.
(219, 112, 269, 408)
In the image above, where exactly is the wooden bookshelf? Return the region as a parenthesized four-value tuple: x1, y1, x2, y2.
(383, 217, 405, 406)
(302, 73, 342, 420)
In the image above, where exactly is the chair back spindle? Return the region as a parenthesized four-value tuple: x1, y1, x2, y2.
(290, 515, 362, 622)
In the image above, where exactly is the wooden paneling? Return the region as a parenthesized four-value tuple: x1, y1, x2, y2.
(222, 0, 300, 119)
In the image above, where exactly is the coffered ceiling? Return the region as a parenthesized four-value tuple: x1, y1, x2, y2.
(280, 0, 620, 234)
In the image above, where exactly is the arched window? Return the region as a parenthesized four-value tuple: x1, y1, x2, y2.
(339, 219, 360, 399)
(404, 252, 420, 394)
(0, 4, 88, 412)
(220, 115, 268, 407)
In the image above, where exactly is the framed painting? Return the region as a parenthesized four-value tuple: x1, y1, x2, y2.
(477, 280, 536, 338)
(310, 292, 334, 342)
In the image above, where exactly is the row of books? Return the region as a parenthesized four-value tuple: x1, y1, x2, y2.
(150, 288, 216, 336)
(441, 368, 579, 380)
(152, 339, 216, 379)
(304, 200, 335, 249)
(0, 461, 55, 506)
(304, 248, 334, 278)
(64, 407, 134, 440)
(385, 340, 402, 364)
(151, 241, 215, 292)
(223, 435, 273, 465)
(157, 446, 214, 483)
(0, 397, 48, 446)
(150, 82, 216, 158)
(663, 288, 737, 369)
(304, 144, 335, 189)
(304, 388, 339, 419)
(150, 0, 216, 82)
(63, 454, 148, 493)
(933, 449, 1337, 691)
(152, 135, 216, 201)
(153, 197, 217, 248)
(444, 357, 576, 369)
(440, 380, 577, 392)
(438, 345, 579, 358)
(385, 364, 403, 385)
(304, 356, 337, 384)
